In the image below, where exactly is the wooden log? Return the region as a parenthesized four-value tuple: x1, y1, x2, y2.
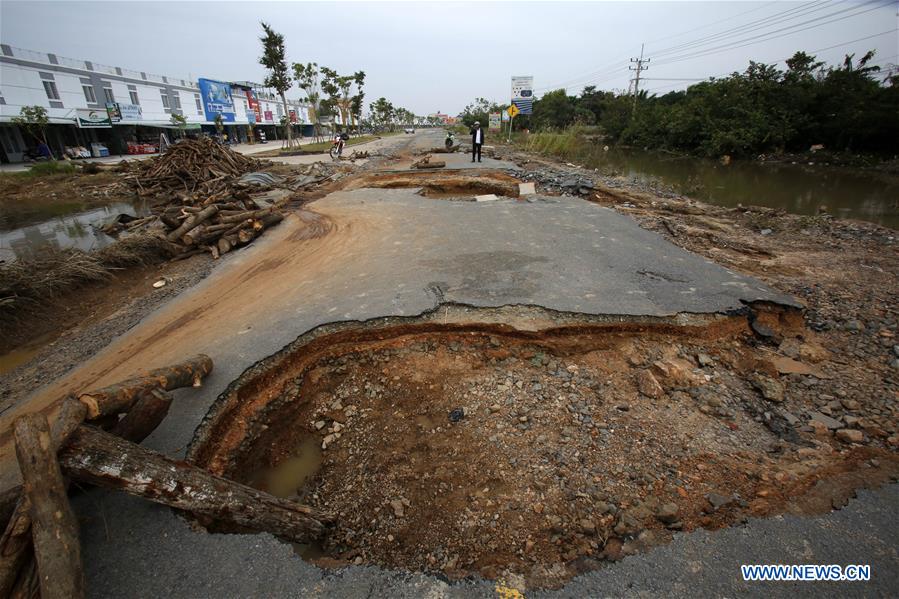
(58, 426, 330, 544)
(257, 212, 284, 229)
(218, 208, 275, 224)
(77, 355, 213, 419)
(14, 414, 84, 599)
(0, 399, 86, 598)
(237, 229, 256, 245)
(217, 236, 233, 256)
(165, 205, 218, 242)
(160, 214, 181, 229)
(110, 389, 172, 443)
(224, 220, 253, 236)
(414, 160, 445, 169)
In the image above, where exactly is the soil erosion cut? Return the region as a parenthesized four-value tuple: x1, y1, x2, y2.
(188, 303, 899, 588)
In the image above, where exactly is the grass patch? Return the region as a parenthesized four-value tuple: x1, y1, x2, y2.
(525, 128, 588, 160)
(0, 233, 173, 325)
(2, 160, 77, 178)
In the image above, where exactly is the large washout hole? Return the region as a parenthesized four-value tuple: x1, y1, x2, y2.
(188, 304, 899, 589)
(344, 170, 522, 199)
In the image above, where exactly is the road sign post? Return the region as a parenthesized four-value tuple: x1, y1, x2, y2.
(506, 104, 520, 142)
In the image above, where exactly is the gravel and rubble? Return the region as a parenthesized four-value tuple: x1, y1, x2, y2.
(228, 312, 898, 588)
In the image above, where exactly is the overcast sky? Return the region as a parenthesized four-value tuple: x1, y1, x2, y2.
(2, 1, 897, 115)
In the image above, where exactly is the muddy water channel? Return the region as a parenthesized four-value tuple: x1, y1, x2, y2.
(568, 145, 899, 229)
(0, 199, 149, 261)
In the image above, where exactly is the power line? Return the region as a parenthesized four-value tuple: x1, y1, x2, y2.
(532, 1, 824, 92)
(535, 1, 895, 97)
(652, 0, 894, 68)
(645, 30, 899, 93)
(648, 0, 836, 58)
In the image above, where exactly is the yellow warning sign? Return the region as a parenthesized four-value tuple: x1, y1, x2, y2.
(507, 104, 520, 118)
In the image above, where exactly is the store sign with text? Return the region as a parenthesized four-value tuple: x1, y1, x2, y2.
(76, 108, 112, 128)
(106, 102, 143, 123)
(198, 78, 236, 122)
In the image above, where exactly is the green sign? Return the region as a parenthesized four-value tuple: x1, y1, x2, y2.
(76, 108, 112, 129)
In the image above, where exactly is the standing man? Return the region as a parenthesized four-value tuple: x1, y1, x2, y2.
(470, 121, 484, 163)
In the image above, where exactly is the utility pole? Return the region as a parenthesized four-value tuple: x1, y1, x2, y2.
(629, 43, 650, 115)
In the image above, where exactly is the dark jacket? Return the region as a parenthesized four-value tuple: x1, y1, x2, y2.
(470, 126, 485, 146)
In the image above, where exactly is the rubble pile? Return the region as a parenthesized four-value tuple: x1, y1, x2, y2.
(509, 167, 597, 197)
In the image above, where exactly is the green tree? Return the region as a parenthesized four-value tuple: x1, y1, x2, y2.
(532, 89, 576, 130)
(369, 97, 395, 132)
(259, 22, 295, 147)
(169, 113, 187, 138)
(321, 68, 365, 134)
(12, 105, 49, 145)
(293, 62, 324, 141)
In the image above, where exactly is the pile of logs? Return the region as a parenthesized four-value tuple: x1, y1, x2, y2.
(159, 198, 284, 259)
(124, 137, 263, 198)
(0, 355, 331, 598)
(112, 138, 287, 259)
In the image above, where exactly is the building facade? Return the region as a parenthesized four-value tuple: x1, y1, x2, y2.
(0, 44, 319, 162)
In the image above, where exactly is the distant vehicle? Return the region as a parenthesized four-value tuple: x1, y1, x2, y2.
(404, 127, 415, 134)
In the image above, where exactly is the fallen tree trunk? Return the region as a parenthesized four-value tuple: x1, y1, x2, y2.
(110, 389, 172, 443)
(77, 355, 213, 419)
(14, 414, 84, 599)
(58, 426, 330, 544)
(0, 400, 86, 598)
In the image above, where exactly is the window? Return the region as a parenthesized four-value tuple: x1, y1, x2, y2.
(129, 90, 139, 105)
(82, 85, 97, 103)
(194, 93, 202, 115)
(42, 80, 60, 100)
(103, 87, 114, 103)
(171, 91, 181, 110)
(160, 89, 169, 109)
(276, 104, 283, 117)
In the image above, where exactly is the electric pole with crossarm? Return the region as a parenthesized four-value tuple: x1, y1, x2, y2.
(630, 43, 650, 115)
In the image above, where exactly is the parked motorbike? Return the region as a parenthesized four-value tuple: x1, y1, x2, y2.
(445, 131, 455, 150)
(329, 132, 349, 160)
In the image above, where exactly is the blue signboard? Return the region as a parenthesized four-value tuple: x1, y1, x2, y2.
(198, 78, 236, 122)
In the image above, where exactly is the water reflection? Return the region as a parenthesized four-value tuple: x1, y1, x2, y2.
(575, 145, 899, 229)
(0, 201, 149, 262)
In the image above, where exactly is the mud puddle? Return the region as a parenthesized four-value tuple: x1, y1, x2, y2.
(189, 305, 898, 589)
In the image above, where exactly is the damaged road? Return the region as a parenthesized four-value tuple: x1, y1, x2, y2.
(2, 129, 896, 597)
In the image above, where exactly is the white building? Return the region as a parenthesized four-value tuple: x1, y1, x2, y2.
(0, 44, 315, 162)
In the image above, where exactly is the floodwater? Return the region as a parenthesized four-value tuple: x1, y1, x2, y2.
(569, 145, 899, 229)
(0, 333, 56, 376)
(0, 200, 149, 261)
(251, 435, 324, 559)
